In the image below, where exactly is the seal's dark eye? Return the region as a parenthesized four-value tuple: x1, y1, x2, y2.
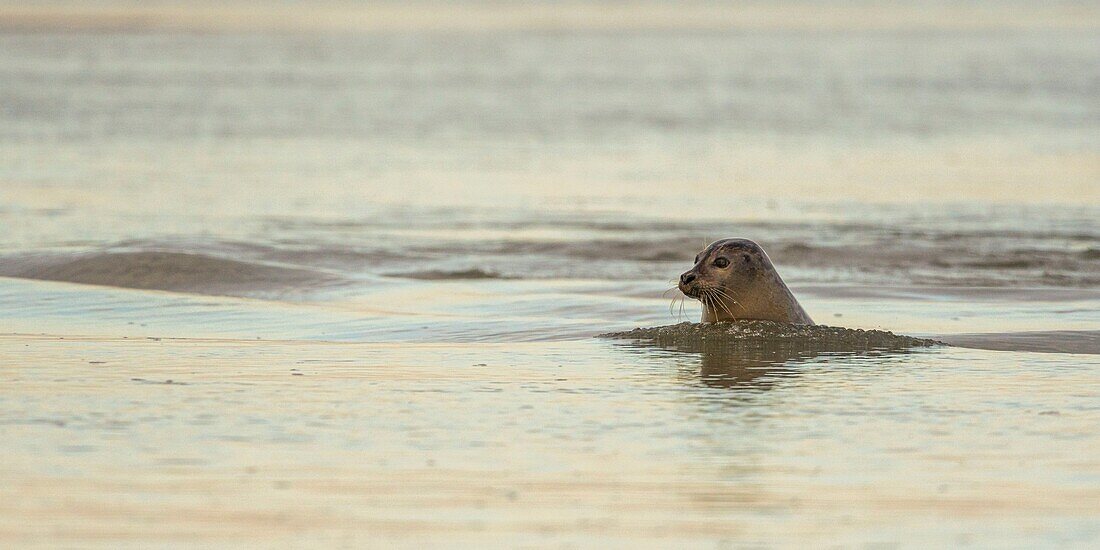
(713, 257, 730, 268)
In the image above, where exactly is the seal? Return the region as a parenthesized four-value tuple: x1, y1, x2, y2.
(678, 238, 814, 325)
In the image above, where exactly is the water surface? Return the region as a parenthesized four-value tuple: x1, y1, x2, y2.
(1, 3, 1098, 547)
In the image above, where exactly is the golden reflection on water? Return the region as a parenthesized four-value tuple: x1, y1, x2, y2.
(1, 334, 1097, 546)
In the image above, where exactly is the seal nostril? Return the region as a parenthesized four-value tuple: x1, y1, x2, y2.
(680, 273, 696, 285)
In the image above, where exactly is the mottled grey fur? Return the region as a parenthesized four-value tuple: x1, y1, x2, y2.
(678, 238, 813, 325)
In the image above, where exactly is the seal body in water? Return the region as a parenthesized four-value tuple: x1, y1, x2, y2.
(678, 238, 814, 325)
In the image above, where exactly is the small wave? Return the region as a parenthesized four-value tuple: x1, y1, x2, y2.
(390, 268, 512, 281)
(952, 259, 1043, 270)
(0, 251, 336, 295)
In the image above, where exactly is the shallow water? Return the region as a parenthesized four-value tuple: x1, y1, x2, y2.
(3, 334, 1099, 547)
(1, 2, 1099, 547)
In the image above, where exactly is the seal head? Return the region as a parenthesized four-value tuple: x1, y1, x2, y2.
(678, 238, 813, 325)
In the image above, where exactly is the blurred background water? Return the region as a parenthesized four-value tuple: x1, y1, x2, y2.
(0, 1, 1098, 547)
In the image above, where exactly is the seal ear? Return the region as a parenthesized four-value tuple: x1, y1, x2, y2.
(740, 252, 760, 276)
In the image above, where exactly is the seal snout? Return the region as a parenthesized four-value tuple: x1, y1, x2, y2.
(678, 270, 699, 297)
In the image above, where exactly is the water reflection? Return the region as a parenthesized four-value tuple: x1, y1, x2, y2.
(696, 340, 811, 389)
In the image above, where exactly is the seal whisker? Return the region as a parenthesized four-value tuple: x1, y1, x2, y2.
(710, 286, 743, 307)
(701, 289, 717, 321)
(710, 287, 743, 311)
(710, 287, 742, 310)
(664, 286, 678, 318)
(705, 289, 723, 319)
(710, 292, 725, 321)
(669, 290, 685, 319)
(705, 285, 741, 320)
(710, 289, 739, 320)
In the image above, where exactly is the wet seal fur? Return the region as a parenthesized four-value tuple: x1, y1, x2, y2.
(678, 238, 813, 324)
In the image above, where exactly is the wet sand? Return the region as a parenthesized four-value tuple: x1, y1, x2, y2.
(3, 333, 1098, 548)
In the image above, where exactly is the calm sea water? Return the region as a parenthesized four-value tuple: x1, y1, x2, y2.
(1, 7, 1099, 547)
